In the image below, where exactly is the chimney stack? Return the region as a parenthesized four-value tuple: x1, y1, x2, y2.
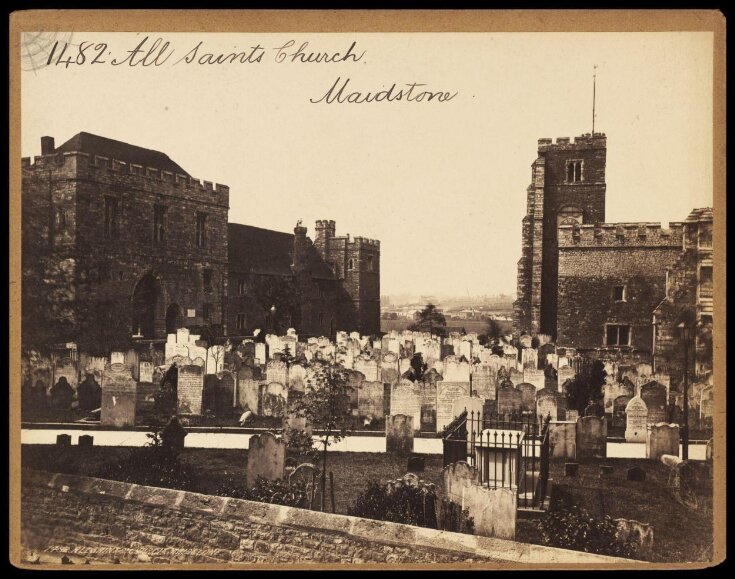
(292, 222, 310, 274)
(41, 136, 55, 155)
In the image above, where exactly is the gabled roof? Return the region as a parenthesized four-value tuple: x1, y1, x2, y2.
(228, 223, 335, 280)
(55, 132, 190, 176)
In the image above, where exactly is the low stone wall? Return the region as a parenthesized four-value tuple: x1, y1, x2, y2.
(19, 469, 631, 567)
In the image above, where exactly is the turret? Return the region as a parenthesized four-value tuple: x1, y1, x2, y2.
(314, 219, 335, 260)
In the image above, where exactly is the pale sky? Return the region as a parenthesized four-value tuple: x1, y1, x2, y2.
(21, 32, 714, 296)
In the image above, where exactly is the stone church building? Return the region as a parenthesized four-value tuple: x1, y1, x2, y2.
(513, 133, 713, 384)
(21, 133, 380, 353)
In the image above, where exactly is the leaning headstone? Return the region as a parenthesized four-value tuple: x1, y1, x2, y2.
(386, 414, 414, 456)
(576, 416, 607, 458)
(246, 432, 286, 488)
(100, 363, 137, 427)
(646, 423, 680, 462)
(625, 396, 648, 443)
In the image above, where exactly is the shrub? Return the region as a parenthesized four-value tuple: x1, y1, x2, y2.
(532, 506, 638, 558)
(214, 476, 309, 508)
(348, 477, 473, 534)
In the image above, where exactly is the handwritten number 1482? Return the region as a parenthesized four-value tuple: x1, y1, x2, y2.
(46, 41, 108, 67)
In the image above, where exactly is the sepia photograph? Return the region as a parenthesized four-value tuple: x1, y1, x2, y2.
(9, 9, 725, 570)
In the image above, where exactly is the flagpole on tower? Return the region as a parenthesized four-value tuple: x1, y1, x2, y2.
(592, 64, 597, 135)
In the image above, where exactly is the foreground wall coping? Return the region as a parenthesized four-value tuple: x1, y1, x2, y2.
(21, 469, 635, 565)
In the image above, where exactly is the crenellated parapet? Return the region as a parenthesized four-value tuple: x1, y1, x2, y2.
(558, 222, 684, 248)
(22, 151, 230, 205)
(537, 133, 607, 153)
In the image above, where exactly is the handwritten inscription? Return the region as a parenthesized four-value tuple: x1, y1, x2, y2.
(41, 36, 459, 104)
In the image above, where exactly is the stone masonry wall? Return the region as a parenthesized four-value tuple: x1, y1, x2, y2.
(19, 470, 627, 566)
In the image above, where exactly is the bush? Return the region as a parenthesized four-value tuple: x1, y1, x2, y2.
(214, 476, 309, 508)
(532, 506, 637, 558)
(348, 477, 474, 534)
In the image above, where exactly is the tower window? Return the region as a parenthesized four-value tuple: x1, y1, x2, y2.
(56, 209, 68, 231)
(606, 324, 631, 347)
(566, 160, 583, 183)
(700, 266, 713, 299)
(367, 255, 374, 272)
(153, 204, 166, 243)
(203, 269, 213, 292)
(236, 313, 246, 331)
(238, 279, 246, 296)
(348, 258, 354, 270)
(613, 285, 627, 302)
(104, 197, 120, 239)
(319, 312, 325, 328)
(196, 212, 208, 247)
(202, 303, 211, 322)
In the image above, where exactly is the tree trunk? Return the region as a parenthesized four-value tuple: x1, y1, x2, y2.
(320, 436, 328, 512)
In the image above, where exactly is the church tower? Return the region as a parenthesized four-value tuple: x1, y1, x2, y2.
(513, 133, 607, 338)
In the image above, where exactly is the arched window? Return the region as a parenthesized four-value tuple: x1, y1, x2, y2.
(348, 259, 354, 270)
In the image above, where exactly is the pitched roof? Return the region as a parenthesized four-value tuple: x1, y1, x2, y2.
(55, 132, 190, 176)
(228, 223, 335, 280)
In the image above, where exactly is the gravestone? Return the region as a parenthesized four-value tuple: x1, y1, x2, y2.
(584, 402, 603, 417)
(442, 461, 481, 505)
(576, 416, 607, 459)
(521, 348, 538, 370)
(78, 435, 94, 448)
(407, 455, 425, 472)
(646, 423, 680, 462)
(420, 380, 437, 432)
(557, 366, 575, 392)
(566, 409, 579, 422)
(436, 381, 470, 432)
(266, 360, 288, 386)
(536, 391, 558, 423)
(177, 365, 205, 416)
(386, 414, 414, 456)
(391, 380, 421, 432)
(288, 364, 306, 392)
(358, 381, 384, 420)
(261, 382, 287, 417)
(218, 372, 236, 414)
(56, 434, 71, 447)
(100, 363, 137, 427)
(700, 386, 713, 423)
(471, 364, 496, 401)
(161, 417, 188, 455)
(625, 396, 648, 443)
(565, 462, 579, 476)
(549, 421, 576, 459)
(53, 358, 78, 392)
(77, 374, 101, 413)
(139, 361, 154, 384)
(497, 384, 522, 416)
(517, 383, 536, 413)
(246, 432, 286, 488)
(641, 382, 667, 425)
(613, 395, 632, 427)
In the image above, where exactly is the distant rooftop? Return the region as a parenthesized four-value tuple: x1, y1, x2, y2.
(54, 132, 190, 176)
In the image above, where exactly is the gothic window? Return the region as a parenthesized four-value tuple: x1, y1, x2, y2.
(236, 313, 246, 331)
(153, 204, 166, 243)
(367, 255, 374, 272)
(238, 279, 246, 296)
(606, 324, 631, 347)
(196, 212, 207, 247)
(566, 160, 583, 183)
(104, 197, 120, 239)
(203, 269, 213, 293)
(348, 258, 354, 270)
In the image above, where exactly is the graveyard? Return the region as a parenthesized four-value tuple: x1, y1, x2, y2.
(20, 328, 715, 563)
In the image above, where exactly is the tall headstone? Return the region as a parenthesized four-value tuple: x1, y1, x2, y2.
(625, 396, 648, 443)
(390, 379, 421, 432)
(177, 365, 205, 416)
(100, 363, 137, 427)
(261, 382, 287, 417)
(246, 432, 286, 488)
(517, 383, 536, 413)
(640, 382, 667, 425)
(497, 384, 523, 416)
(385, 414, 414, 456)
(536, 391, 558, 423)
(436, 381, 471, 431)
(358, 381, 384, 420)
(646, 423, 680, 462)
(576, 416, 607, 459)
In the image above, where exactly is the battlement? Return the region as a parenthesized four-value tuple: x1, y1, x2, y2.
(538, 133, 607, 153)
(350, 236, 381, 249)
(21, 151, 230, 196)
(315, 219, 336, 229)
(558, 221, 684, 248)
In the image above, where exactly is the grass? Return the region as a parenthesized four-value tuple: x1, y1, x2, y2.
(516, 457, 713, 563)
